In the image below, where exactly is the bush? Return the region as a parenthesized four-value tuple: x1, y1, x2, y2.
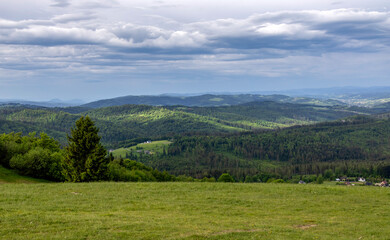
(323, 169, 334, 180)
(0, 132, 65, 181)
(201, 177, 216, 182)
(302, 175, 317, 183)
(244, 175, 254, 183)
(176, 175, 194, 182)
(0, 140, 5, 165)
(108, 162, 157, 182)
(218, 173, 234, 182)
(272, 179, 285, 183)
(316, 175, 324, 184)
(9, 147, 64, 181)
(289, 175, 301, 184)
(107, 159, 175, 182)
(266, 178, 275, 183)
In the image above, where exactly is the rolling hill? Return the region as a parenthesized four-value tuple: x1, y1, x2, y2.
(0, 101, 374, 148)
(139, 115, 390, 180)
(81, 94, 346, 108)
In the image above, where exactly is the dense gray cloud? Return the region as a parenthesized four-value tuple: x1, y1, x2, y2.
(1, 9, 389, 52)
(0, 0, 390, 100)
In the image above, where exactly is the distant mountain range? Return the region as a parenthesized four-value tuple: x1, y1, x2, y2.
(0, 99, 84, 108)
(81, 94, 345, 108)
(271, 86, 390, 98)
(3, 86, 390, 108)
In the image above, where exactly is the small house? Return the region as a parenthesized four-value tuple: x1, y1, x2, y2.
(358, 177, 366, 182)
(340, 176, 348, 181)
(381, 181, 388, 187)
(298, 180, 306, 184)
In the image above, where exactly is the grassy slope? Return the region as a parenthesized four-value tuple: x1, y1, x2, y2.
(112, 140, 171, 158)
(0, 165, 49, 183)
(0, 182, 389, 239)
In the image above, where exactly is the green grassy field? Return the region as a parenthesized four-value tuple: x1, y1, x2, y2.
(1, 182, 390, 239)
(112, 140, 171, 158)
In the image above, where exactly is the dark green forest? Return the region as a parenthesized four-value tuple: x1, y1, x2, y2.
(132, 116, 390, 181)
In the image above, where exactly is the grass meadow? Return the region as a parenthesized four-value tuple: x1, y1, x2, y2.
(1, 182, 390, 239)
(112, 140, 171, 158)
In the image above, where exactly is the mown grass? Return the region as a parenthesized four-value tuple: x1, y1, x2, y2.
(112, 140, 171, 158)
(1, 182, 390, 239)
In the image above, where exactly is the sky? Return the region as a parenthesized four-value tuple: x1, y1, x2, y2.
(0, 0, 390, 101)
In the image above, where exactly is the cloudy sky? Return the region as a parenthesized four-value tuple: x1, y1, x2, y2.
(1, 0, 390, 101)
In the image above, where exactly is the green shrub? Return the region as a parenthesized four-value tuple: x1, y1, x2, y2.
(289, 175, 301, 184)
(316, 175, 324, 184)
(302, 175, 317, 183)
(107, 159, 174, 182)
(272, 179, 285, 183)
(1, 132, 64, 181)
(266, 178, 275, 183)
(176, 175, 195, 182)
(244, 175, 254, 183)
(218, 173, 234, 182)
(323, 169, 334, 180)
(201, 177, 216, 182)
(9, 147, 64, 181)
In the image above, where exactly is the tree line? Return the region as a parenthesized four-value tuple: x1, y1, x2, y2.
(0, 116, 175, 182)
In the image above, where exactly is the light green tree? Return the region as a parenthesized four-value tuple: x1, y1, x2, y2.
(218, 173, 234, 182)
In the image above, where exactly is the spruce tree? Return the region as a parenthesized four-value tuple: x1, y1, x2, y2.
(64, 116, 108, 182)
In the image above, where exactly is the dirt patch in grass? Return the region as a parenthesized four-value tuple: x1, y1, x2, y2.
(295, 224, 317, 230)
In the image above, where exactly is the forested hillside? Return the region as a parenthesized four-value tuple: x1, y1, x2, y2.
(135, 116, 390, 180)
(0, 102, 376, 148)
(2, 102, 390, 181)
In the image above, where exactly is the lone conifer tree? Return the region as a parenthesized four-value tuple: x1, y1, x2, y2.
(64, 116, 108, 182)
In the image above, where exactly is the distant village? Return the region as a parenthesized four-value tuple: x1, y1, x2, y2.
(299, 177, 389, 187)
